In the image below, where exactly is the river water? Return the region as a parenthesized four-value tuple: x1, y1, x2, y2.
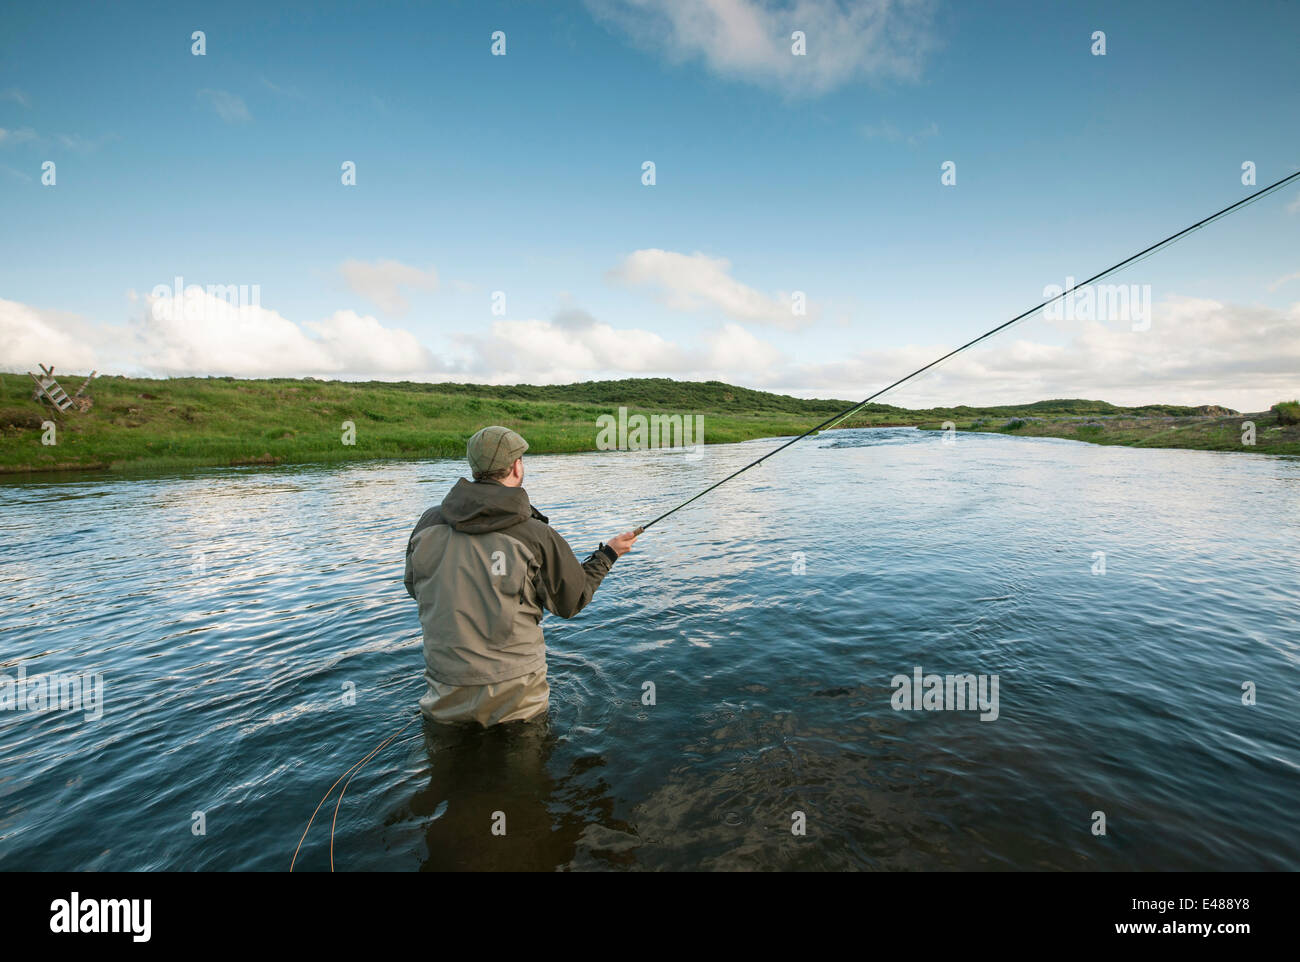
(1, 428, 1297, 871)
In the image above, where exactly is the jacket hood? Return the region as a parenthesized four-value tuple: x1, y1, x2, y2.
(439, 477, 535, 534)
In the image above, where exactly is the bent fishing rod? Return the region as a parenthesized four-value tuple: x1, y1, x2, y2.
(634, 168, 1300, 534)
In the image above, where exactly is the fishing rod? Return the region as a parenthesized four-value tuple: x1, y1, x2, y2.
(635, 168, 1300, 534)
(297, 170, 1297, 871)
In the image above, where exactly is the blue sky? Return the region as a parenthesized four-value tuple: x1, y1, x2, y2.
(2, 0, 1298, 410)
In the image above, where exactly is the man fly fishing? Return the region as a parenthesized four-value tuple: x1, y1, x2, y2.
(400, 173, 1300, 727)
(404, 426, 639, 727)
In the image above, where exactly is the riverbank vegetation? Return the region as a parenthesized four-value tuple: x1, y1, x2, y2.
(1, 373, 1295, 475)
(910, 404, 1300, 454)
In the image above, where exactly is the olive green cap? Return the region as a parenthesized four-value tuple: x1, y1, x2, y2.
(467, 425, 528, 475)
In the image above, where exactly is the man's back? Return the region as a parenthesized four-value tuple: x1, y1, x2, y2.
(404, 477, 618, 724)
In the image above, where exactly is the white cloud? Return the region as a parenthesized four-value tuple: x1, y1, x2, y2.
(339, 259, 439, 316)
(444, 313, 791, 385)
(53, 132, 119, 152)
(197, 89, 251, 124)
(457, 314, 691, 380)
(0, 128, 116, 151)
(261, 76, 305, 99)
(773, 296, 1300, 412)
(1267, 270, 1300, 292)
(585, 0, 938, 95)
(609, 249, 812, 329)
(0, 127, 38, 146)
(1287, 192, 1300, 215)
(0, 291, 437, 378)
(0, 299, 101, 371)
(136, 289, 437, 376)
(703, 322, 783, 371)
(4, 292, 1294, 413)
(302, 310, 437, 373)
(0, 88, 30, 108)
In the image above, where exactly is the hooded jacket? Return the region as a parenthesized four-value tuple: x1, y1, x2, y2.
(404, 478, 617, 687)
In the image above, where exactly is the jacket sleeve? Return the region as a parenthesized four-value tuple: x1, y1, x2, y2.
(404, 507, 443, 600)
(538, 529, 617, 618)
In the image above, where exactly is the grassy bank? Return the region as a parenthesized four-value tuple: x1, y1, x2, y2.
(2, 373, 1295, 475)
(910, 405, 1300, 455)
(0, 374, 849, 474)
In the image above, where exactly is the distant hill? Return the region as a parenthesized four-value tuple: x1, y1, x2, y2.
(314, 380, 1240, 420)
(839, 397, 1239, 421)
(337, 377, 852, 415)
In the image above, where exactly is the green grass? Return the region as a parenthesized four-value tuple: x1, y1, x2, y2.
(1272, 400, 1300, 426)
(2, 373, 1295, 475)
(0, 374, 851, 475)
(915, 403, 1300, 455)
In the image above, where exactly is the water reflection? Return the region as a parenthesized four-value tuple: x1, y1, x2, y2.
(410, 717, 631, 872)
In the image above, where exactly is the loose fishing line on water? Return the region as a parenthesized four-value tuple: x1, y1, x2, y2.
(292, 169, 1300, 871)
(291, 711, 422, 872)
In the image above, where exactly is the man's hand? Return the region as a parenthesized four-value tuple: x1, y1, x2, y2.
(606, 530, 640, 557)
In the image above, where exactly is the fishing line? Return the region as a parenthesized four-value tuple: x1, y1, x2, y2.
(830, 181, 1289, 425)
(290, 712, 420, 872)
(327, 715, 419, 871)
(291, 169, 1297, 871)
(815, 237, 1173, 433)
(635, 169, 1300, 533)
